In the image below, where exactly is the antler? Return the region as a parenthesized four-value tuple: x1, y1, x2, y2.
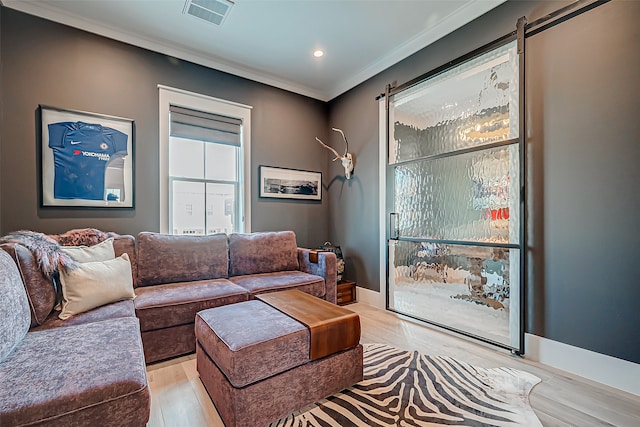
(332, 128, 349, 156)
(314, 129, 355, 179)
(315, 137, 341, 161)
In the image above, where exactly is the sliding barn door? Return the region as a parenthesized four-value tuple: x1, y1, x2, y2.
(386, 34, 524, 352)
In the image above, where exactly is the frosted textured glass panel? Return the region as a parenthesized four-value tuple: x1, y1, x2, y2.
(388, 240, 519, 346)
(394, 145, 519, 244)
(389, 40, 518, 164)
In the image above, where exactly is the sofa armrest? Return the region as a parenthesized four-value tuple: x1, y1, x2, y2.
(1, 243, 57, 327)
(297, 248, 337, 304)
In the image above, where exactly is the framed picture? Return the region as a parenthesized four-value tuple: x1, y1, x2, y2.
(259, 166, 322, 201)
(39, 105, 135, 208)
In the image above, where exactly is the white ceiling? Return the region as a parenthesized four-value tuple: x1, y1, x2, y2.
(3, 0, 506, 101)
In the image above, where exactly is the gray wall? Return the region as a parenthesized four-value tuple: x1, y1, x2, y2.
(0, 8, 330, 248)
(527, 1, 640, 363)
(328, 0, 639, 363)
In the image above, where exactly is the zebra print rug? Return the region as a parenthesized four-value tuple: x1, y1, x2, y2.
(272, 343, 542, 426)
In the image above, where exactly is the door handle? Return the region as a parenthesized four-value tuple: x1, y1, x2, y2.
(390, 213, 399, 240)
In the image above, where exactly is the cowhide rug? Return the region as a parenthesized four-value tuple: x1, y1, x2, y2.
(272, 343, 542, 427)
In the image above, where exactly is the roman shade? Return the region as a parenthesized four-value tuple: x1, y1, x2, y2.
(170, 105, 241, 146)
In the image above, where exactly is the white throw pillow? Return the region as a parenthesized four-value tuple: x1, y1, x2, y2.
(58, 253, 135, 320)
(61, 237, 116, 263)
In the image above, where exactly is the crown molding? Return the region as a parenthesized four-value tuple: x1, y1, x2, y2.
(3, 0, 505, 102)
(2, 0, 328, 100)
(327, 0, 506, 100)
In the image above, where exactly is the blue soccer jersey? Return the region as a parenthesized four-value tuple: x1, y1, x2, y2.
(48, 121, 128, 201)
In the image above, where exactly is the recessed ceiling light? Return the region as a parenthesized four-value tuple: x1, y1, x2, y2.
(313, 50, 324, 58)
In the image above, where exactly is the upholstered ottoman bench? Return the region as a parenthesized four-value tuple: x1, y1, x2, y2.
(195, 290, 363, 427)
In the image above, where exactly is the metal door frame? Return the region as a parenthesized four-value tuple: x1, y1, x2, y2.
(376, 0, 613, 356)
(383, 20, 526, 354)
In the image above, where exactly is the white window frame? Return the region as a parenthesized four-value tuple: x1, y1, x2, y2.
(159, 85, 252, 234)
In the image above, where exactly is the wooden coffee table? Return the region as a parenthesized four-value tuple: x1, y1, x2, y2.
(257, 289, 360, 360)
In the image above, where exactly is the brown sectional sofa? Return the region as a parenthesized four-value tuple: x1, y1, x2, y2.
(134, 230, 337, 363)
(0, 230, 337, 426)
(0, 248, 150, 427)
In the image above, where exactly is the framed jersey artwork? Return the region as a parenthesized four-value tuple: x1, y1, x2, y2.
(39, 105, 135, 208)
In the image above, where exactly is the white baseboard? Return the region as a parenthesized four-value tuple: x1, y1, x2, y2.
(356, 287, 385, 309)
(525, 333, 640, 397)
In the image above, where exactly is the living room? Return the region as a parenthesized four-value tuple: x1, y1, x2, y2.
(1, 0, 638, 426)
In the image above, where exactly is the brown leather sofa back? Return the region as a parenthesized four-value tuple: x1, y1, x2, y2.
(136, 232, 229, 287)
(229, 231, 299, 277)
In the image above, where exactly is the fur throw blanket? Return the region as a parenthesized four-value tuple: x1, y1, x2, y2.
(0, 230, 78, 280)
(0, 228, 120, 280)
(50, 228, 119, 247)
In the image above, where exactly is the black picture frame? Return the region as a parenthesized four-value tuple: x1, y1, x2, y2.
(39, 105, 135, 208)
(259, 165, 322, 201)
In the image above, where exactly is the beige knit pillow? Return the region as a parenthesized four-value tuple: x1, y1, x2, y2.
(58, 253, 134, 320)
(61, 237, 115, 263)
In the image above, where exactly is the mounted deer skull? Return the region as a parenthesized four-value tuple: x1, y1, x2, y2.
(315, 128, 354, 179)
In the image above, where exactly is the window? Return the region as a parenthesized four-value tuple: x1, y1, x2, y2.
(159, 86, 251, 235)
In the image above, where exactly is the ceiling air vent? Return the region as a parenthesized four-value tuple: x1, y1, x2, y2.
(183, 0, 234, 26)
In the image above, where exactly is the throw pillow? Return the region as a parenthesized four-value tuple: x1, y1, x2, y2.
(52, 228, 118, 247)
(61, 237, 115, 263)
(58, 253, 135, 320)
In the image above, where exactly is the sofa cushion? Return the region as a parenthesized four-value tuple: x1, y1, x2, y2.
(0, 317, 150, 426)
(195, 300, 309, 388)
(61, 237, 115, 263)
(134, 279, 249, 332)
(58, 253, 135, 320)
(32, 299, 136, 331)
(0, 243, 56, 326)
(0, 251, 31, 363)
(136, 232, 229, 287)
(229, 271, 325, 298)
(113, 235, 138, 287)
(229, 231, 299, 276)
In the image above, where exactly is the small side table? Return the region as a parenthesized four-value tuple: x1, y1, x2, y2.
(336, 280, 356, 306)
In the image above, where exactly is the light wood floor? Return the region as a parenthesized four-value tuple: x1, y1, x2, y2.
(146, 302, 640, 427)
